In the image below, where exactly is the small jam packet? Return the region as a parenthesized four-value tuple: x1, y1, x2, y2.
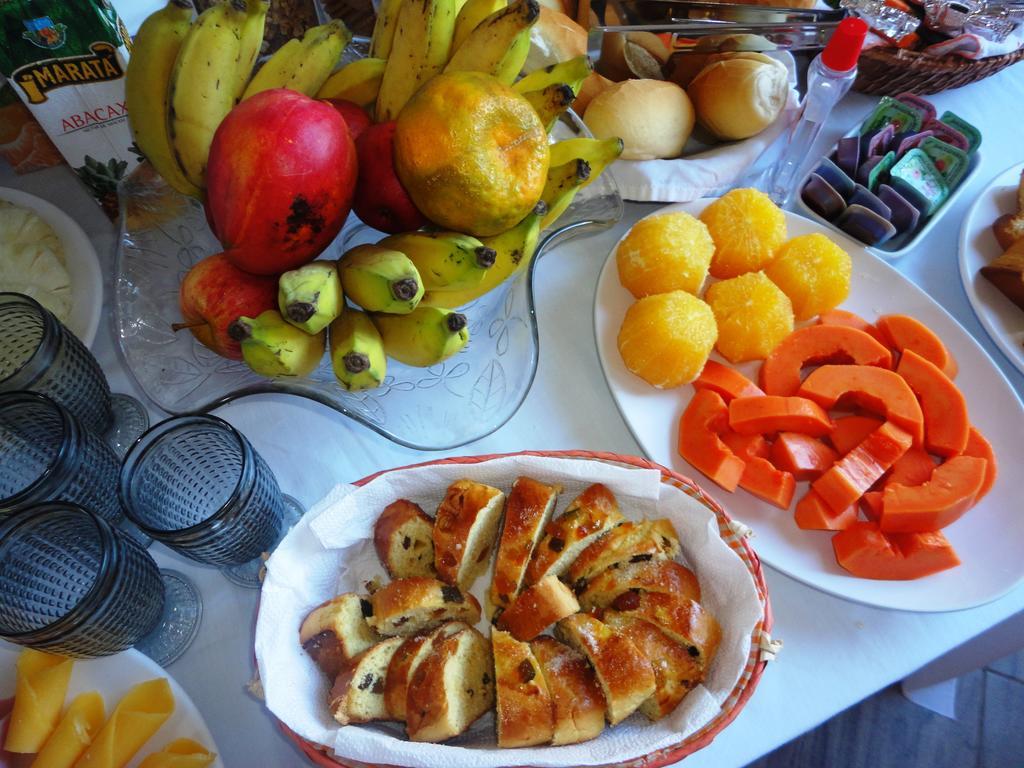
(878, 183, 922, 235)
(896, 130, 935, 156)
(850, 183, 893, 220)
(895, 92, 937, 123)
(857, 150, 896, 192)
(816, 157, 856, 199)
(890, 148, 949, 216)
(867, 123, 897, 158)
(861, 96, 925, 135)
(924, 118, 970, 152)
(920, 136, 969, 188)
(802, 173, 846, 221)
(939, 110, 982, 153)
(838, 204, 897, 246)
(835, 136, 861, 179)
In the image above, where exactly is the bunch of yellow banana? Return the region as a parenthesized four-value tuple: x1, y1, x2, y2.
(126, 0, 351, 198)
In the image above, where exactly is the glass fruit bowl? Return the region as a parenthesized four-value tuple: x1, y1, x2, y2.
(114, 110, 623, 450)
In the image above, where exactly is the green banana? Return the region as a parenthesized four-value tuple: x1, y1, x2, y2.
(329, 309, 387, 390)
(521, 82, 574, 131)
(548, 136, 624, 189)
(339, 245, 425, 314)
(168, 0, 246, 189)
(379, 232, 496, 292)
(369, 0, 403, 59)
(444, 0, 539, 85)
(421, 202, 546, 308)
(376, 0, 459, 122)
(452, 0, 506, 52)
(229, 310, 326, 378)
(540, 158, 590, 228)
(373, 306, 469, 367)
(242, 20, 352, 100)
(234, 0, 270, 100)
(125, 0, 200, 198)
(513, 54, 593, 96)
(278, 261, 343, 334)
(316, 57, 387, 107)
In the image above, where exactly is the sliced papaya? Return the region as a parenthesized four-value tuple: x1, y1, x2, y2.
(860, 491, 883, 521)
(798, 365, 925, 446)
(828, 415, 884, 455)
(879, 455, 988, 533)
(832, 521, 961, 580)
(694, 360, 765, 401)
(887, 446, 937, 487)
(678, 389, 746, 492)
(721, 429, 795, 508)
(876, 314, 958, 379)
(771, 432, 838, 480)
(728, 395, 833, 438)
(817, 309, 888, 345)
(895, 349, 969, 457)
(812, 421, 913, 512)
(721, 430, 769, 460)
(961, 426, 997, 502)
(794, 489, 857, 530)
(759, 325, 893, 396)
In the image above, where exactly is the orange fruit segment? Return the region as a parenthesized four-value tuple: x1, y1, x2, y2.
(765, 233, 852, 321)
(617, 291, 717, 388)
(699, 188, 787, 279)
(616, 212, 714, 298)
(705, 271, 794, 363)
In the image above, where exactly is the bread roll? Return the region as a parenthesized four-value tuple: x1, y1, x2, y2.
(598, 32, 670, 82)
(584, 79, 695, 160)
(687, 53, 789, 141)
(526, 6, 586, 73)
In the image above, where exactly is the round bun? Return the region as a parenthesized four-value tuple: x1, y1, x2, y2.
(525, 7, 586, 73)
(574, 71, 615, 115)
(584, 79, 695, 160)
(597, 32, 670, 82)
(687, 54, 789, 141)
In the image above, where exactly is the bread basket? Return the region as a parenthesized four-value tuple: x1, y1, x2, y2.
(854, 45, 1024, 95)
(269, 449, 775, 768)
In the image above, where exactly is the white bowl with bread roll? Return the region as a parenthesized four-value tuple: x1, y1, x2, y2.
(255, 450, 775, 768)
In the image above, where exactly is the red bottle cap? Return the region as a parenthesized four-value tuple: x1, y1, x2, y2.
(821, 17, 869, 72)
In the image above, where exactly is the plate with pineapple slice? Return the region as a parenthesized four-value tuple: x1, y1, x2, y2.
(594, 193, 1024, 612)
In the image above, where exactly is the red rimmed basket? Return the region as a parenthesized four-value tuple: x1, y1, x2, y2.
(272, 449, 775, 768)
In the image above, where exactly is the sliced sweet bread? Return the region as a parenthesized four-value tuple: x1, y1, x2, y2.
(300, 593, 379, 678)
(554, 613, 656, 725)
(492, 628, 554, 747)
(489, 477, 561, 614)
(604, 591, 721, 671)
(374, 499, 436, 579)
(496, 574, 579, 642)
(329, 636, 404, 725)
(367, 577, 481, 637)
(384, 621, 469, 721)
(576, 559, 701, 613)
(524, 483, 625, 585)
(565, 518, 681, 590)
(529, 636, 606, 746)
(405, 625, 495, 742)
(433, 480, 506, 590)
(602, 611, 703, 720)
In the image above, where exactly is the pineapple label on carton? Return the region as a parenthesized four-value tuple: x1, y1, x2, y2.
(0, 0, 137, 217)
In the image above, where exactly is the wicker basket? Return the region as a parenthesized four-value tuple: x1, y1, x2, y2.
(274, 449, 776, 768)
(854, 44, 1024, 96)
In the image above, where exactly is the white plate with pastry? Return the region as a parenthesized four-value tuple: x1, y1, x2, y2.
(0, 187, 102, 348)
(0, 643, 222, 767)
(957, 160, 1024, 377)
(594, 199, 1024, 613)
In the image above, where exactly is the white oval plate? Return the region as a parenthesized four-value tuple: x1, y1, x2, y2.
(0, 187, 102, 348)
(594, 200, 1024, 612)
(957, 161, 1024, 377)
(0, 644, 223, 767)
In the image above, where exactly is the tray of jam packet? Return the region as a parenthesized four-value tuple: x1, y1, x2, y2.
(795, 92, 982, 258)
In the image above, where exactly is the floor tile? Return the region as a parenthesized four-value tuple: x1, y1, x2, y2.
(988, 648, 1024, 683)
(981, 671, 1024, 768)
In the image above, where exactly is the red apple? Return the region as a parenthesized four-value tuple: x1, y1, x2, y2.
(176, 253, 279, 360)
(322, 98, 372, 143)
(352, 121, 428, 234)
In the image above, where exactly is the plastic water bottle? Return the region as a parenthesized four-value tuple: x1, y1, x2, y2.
(764, 17, 869, 206)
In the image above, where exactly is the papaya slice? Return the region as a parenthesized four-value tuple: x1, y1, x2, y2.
(817, 309, 887, 345)
(860, 491, 883, 521)
(694, 360, 765, 401)
(798, 365, 925, 446)
(961, 426, 997, 502)
(876, 314, 958, 379)
(827, 415, 884, 455)
(860, 447, 935, 521)
(728, 395, 833, 438)
(759, 325, 893, 396)
(832, 521, 960, 580)
(896, 349, 969, 457)
(812, 421, 913, 512)
(720, 430, 769, 460)
(794, 489, 857, 530)
(879, 455, 988, 533)
(737, 455, 796, 509)
(678, 389, 746, 492)
(771, 432, 838, 480)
